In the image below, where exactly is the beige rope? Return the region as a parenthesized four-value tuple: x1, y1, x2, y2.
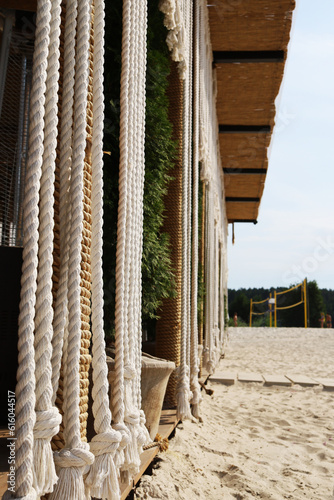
(50, 1, 95, 497)
(190, 0, 202, 419)
(85, 1, 122, 498)
(4, 2, 52, 498)
(32, 0, 62, 495)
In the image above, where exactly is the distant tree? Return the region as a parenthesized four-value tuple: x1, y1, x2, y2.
(307, 280, 326, 327)
(320, 288, 334, 321)
(228, 292, 250, 324)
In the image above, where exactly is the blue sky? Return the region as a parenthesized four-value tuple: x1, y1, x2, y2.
(227, 0, 334, 290)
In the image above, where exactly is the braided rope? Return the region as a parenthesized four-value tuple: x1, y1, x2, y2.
(32, 0, 62, 495)
(190, 0, 202, 419)
(155, 62, 183, 406)
(84, 2, 122, 497)
(112, 0, 132, 476)
(121, 2, 139, 482)
(135, 2, 151, 446)
(51, 0, 77, 453)
(186, 0, 193, 371)
(50, 1, 95, 497)
(176, 0, 192, 421)
(112, 0, 149, 484)
(4, 2, 51, 498)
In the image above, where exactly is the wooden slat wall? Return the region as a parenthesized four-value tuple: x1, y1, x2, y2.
(219, 133, 271, 170)
(216, 62, 285, 126)
(225, 174, 266, 198)
(208, 0, 295, 52)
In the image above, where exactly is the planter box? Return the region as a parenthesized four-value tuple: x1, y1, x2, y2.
(107, 352, 175, 440)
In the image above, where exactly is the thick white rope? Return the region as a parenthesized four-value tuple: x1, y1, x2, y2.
(129, 0, 150, 450)
(190, 0, 202, 419)
(119, 0, 141, 481)
(159, 0, 186, 78)
(112, 0, 132, 475)
(112, 0, 150, 482)
(3, 2, 51, 499)
(32, 0, 62, 495)
(186, 0, 193, 372)
(132, 0, 151, 450)
(120, 0, 150, 483)
(50, 1, 94, 498)
(138, 0, 151, 447)
(51, 0, 77, 407)
(176, 0, 192, 421)
(84, 1, 122, 498)
(197, 0, 228, 374)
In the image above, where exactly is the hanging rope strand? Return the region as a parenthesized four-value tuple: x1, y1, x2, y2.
(85, 0, 122, 498)
(190, 0, 202, 419)
(5, 1, 51, 498)
(112, 0, 134, 473)
(52, 0, 77, 407)
(50, 1, 95, 497)
(33, 0, 62, 494)
(136, 0, 151, 445)
(177, 0, 192, 421)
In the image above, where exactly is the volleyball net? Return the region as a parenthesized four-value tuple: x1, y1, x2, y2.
(249, 279, 308, 328)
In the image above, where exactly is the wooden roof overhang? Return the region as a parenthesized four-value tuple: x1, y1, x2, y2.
(208, 0, 295, 224)
(0, 0, 36, 11)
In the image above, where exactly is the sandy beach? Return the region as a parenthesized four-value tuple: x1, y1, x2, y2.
(134, 328, 334, 499)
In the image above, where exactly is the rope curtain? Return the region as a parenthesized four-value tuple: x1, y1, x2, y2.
(7, 0, 230, 497)
(160, 0, 228, 390)
(4, 0, 149, 498)
(111, 0, 150, 487)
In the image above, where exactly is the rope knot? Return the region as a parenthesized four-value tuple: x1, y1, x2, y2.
(34, 406, 62, 440)
(124, 411, 140, 427)
(124, 365, 136, 380)
(113, 422, 131, 450)
(53, 443, 94, 471)
(89, 430, 122, 457)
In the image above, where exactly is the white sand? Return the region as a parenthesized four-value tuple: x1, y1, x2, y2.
(134, 328, 334, 499)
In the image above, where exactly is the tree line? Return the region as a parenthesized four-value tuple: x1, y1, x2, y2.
(228, 281, 333, 328)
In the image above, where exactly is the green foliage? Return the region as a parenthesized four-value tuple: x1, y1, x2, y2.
(228, 291, 250, 324)
(103, 1, 177, 338)
(307, 280, 325, 327)
(197, 182, 205, 321)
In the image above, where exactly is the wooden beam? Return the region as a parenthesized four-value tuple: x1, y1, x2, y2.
(228, 219, 258, 224)
(213, 50, 285, 64)
(223, 168, 267, 175)
(0, 0, 37, 11)
(226, 197, 260, 203)
(219, 125, 271, 134)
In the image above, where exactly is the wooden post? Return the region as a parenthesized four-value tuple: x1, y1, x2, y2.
(304, 278, 308, 328)
(274, 290, 277, 328)
(269, 292, 272, 327)
(249, 298, 252, 327)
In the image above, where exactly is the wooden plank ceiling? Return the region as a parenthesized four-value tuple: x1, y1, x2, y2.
(208, 0, 295, 224)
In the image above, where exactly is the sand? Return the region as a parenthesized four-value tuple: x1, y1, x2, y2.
(134, 328, 334, 499)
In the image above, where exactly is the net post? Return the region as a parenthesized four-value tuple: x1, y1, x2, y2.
(249, 298, 252, 327)
(304, 278, 308, 328)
